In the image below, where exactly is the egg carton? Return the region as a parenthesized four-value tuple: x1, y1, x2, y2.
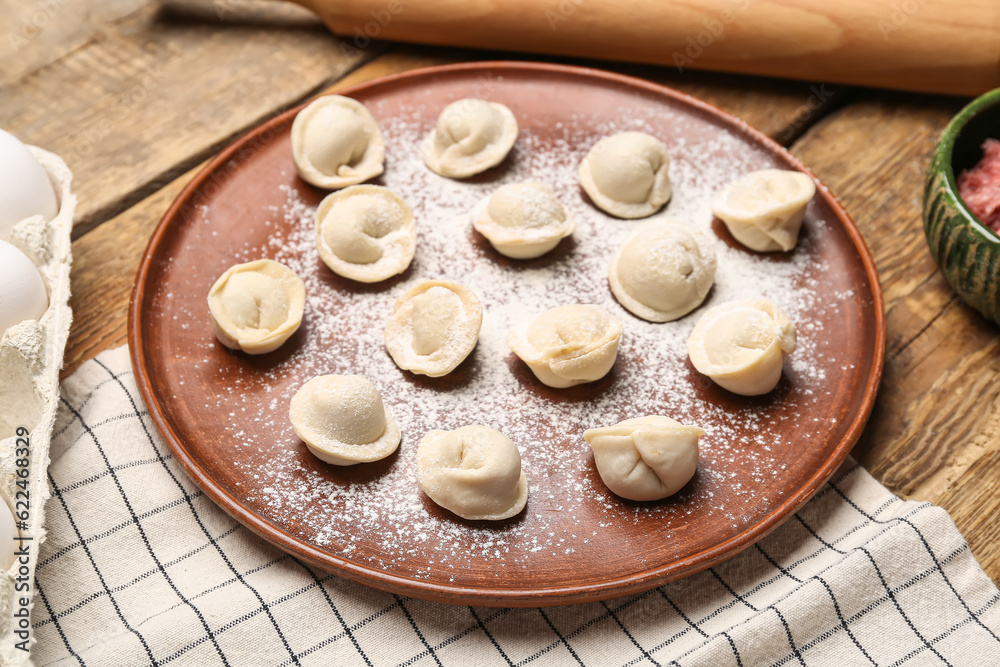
(0, 147, 75, 664)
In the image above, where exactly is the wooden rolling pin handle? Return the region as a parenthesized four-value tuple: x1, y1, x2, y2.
(287, 0, 999, 97)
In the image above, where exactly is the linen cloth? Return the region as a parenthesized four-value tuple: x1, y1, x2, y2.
(30, 346, 1000, 666)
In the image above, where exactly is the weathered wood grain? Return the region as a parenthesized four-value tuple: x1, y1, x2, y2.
(1, 0, 378, 235)
(63, 171, 196, 378)
(938, 448, 1000, 579)
(791, 94, 963, 307)
(790, 94, 1000, 580)
(320, 46, 454, 91)
(587, 64, 851, 146)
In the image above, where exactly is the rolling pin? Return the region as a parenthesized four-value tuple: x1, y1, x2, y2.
(284, 0, 1000, 96)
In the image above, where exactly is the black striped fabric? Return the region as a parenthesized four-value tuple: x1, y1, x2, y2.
(30, 349, 1000, 666)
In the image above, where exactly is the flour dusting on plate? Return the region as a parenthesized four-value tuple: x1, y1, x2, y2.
(151, 83, 868, 588)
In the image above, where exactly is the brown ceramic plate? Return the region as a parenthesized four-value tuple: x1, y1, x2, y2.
(129, 62, 884, 607)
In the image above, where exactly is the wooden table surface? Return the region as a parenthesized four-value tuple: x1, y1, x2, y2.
(3, 1, 997, 582)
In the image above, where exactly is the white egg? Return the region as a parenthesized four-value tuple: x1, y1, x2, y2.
(0, 129, 59, 242)
(0, 240, 48, 335)
(0, 500, 17, 571)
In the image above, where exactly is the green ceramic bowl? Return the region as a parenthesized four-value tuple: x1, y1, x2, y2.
(923, 88, 1000, 325)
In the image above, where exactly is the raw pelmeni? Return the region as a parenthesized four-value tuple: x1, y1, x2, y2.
(207, 259, 305, 355)
(384, 279, 483, 377)
(579, 131, 671, 218)
(416, 425, 528, 521)
(712, 169, 816, 252)
(471, 181, 574, 259)
(507, 304, 622, 388)
(422, 98, 518, 178)
(584, 416, 704, 501)
(315, 185, 416, 283)
(289, 374, 401, 465)
(291, 95, 384, 189)
(609, 219, 717, 322)
(687, 298, 797, 396)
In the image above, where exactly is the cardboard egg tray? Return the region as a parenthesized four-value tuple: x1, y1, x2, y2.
(0, 147, 75, 663)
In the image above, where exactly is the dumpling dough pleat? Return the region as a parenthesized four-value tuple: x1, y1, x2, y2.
(315, 185, 416, 283)
(384, 280, 483, 377)
(422, 98, 518, 178)
(712, 169, 816, 252)
(207, 259, 305, 355)
(507, 304, 622, 388)
(584, 415, 703, 501)
(417, 425, 528, 521)
(608, 219, 716, 322)
(289, 374, 401, 465)
(687, 298, 797, 396)
(291, 95, 385, 189)
(579, 131, 671, 219)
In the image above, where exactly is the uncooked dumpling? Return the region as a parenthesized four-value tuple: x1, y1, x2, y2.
(384, 280, 483, 377)
(584, 415, 704, 501)
(609, 219, 716, 323)
(422, 98, 518, 178)
(687, 298, 797, 396)
(207, 259, 305, 355)
(315, 185, 416, 283)
(416, 425, 528, 520)
(712, 169, 816, 252)
(579, 131, 671, 218)
(289, 374, 401, 465)
(291, 95, 384, 189)
(507, 304, 622, 388)
(472, 181, 574, 259)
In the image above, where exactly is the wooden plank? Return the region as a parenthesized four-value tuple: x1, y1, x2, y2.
(0, 0, 145, 85)
(789, 94, 963, 306)
(63, 172, 194, 377)
(318, 45, 852, 144)
(1, 1, 377, 234)
(789, 94, 1000, 580)
(599, 63, 851, 145)
(320, 46, 454, 91)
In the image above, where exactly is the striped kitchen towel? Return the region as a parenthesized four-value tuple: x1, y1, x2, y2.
(28, 346, 1000, 665)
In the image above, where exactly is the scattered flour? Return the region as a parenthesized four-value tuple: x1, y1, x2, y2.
(160, 95, 868, 588)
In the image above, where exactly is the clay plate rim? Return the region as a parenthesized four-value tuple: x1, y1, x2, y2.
(128, 61, 886, 607)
